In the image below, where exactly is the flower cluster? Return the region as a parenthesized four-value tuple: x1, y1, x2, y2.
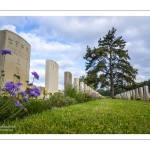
(26, 86, 41, 98)
(1, 71, 41, 108)
(2, 82, 21, 97)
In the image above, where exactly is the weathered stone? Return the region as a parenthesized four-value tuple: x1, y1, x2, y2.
(135, 88, 139, 99)
(0, 29, 31, 90)
(143, 86, 149, 100)
(139, 87, 144, 100)
(127, 91, 131, 100)
(132, 90, 135, 100)
(84, 83, 87, 93)
(64, 71, 72, 90)
(45, 60, 58, 94)
(121, 93, 124, 99)
(74, 78, 79, 91)
(79, 81, 84, 92)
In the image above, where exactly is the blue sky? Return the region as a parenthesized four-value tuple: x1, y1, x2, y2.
(0, 16, 150, 90)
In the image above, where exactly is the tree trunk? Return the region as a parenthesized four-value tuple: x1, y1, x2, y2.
(110, 48, 114, 97)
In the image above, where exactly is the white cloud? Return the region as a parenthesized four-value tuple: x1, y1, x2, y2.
(30, 59, 45, 67)
(0, 25, 17, 33)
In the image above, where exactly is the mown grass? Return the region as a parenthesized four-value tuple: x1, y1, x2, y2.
(1, 98, 150, 134)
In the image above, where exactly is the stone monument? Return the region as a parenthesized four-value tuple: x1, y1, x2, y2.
(0, 29, 31, 90)
(74, 78, 79, 91)
(64, 71, 72, 90)
(143, 86, 149, 100)
(45, 60, 58, 94)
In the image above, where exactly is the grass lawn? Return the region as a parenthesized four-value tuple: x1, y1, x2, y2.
(1, 98, 150, 134)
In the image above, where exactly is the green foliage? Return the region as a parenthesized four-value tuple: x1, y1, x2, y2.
(83, 27, 138, 97)
(0, 96, 52, 123)
(49, 92, 77, 108)
(2, 99, 150, 134)
(64, 85, 93, 103)
(112, 96, 116, 99)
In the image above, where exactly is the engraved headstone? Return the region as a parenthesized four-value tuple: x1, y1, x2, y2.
(0, 29, 31, 90)
(143, 86, 149, 100)
(79, 81, 84, 92)
(64, 71, 72, 90)
(135, 88, 139, 99)
(84, 83, 87, 93)
(74, 78, 79, 91)
(45, 60, 58, 94)
(132, 89, 135, 100)
(139, 87, 143, 100)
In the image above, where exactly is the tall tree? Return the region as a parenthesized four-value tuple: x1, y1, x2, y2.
(83, 27, 138, 97)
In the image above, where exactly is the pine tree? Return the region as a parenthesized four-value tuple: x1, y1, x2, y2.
(83, 27, 138, 97)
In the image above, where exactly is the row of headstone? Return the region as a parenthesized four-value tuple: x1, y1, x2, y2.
(115, 86, 149, 101)
(0, 30, 103, 99)
(44, 62, 104, 98)
(64, 71, 102, 98)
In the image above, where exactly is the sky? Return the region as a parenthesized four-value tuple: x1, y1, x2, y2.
(0, 16, 150, 90)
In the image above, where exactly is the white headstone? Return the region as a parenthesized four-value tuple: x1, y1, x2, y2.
(135, 88, 139, 99)
(0, 29, 31, 90)
(45, 60, 58, 94)
(64, 71, 72, 90)
(79, 81, 84, 92)
(143, 86, 149, 100)
(74, 78, 79, 91)
(132, 90, 135, 100)
(139, 87, 143, 100)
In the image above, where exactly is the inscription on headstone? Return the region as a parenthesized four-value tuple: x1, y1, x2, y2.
(0, 30, 31, 90)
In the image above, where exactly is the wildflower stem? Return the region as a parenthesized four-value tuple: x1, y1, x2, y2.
(0, 55, 5, 93)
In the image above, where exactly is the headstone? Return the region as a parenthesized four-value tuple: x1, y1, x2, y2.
(45, 60, 58, 94)
(124, 92, 127, 99)
(143, 86, 149, 100)
(132, 89, 135, 100)
(84, 83, 87, 93)
(0, 29, 31, 90)
(129, 90, 132, 98)
(135, 88, 139, 99)
(118, 94, 121, 99)
(79, 81, 84, 92)
(64, 71, 72, 90)
(121, 93, 124, 99)
(127, 91, 131, 100)
(139, 87, 143, 100)
(74, 78, 79, 91)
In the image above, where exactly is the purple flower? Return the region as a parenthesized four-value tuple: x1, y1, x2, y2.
(14, 101, 22, 107)
(21, 91, 27, 96)
(1, 49, 11, 55)
(22, 97, 29, 103)
(3, 82, 20, 97)
(16, 82, 23, 86)
(31, 71, 39, 80)
(29, 86, 41, 97)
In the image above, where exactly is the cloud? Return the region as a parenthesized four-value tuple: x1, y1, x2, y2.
(1, 16, 150, 89)
(0, 25, 17, 33)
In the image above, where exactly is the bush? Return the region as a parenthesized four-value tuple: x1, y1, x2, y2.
(64, 86, 93, 103)
(25, 99, 52, 115)
(112, 96, 116, 99)
(49, 92, 77, 108)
